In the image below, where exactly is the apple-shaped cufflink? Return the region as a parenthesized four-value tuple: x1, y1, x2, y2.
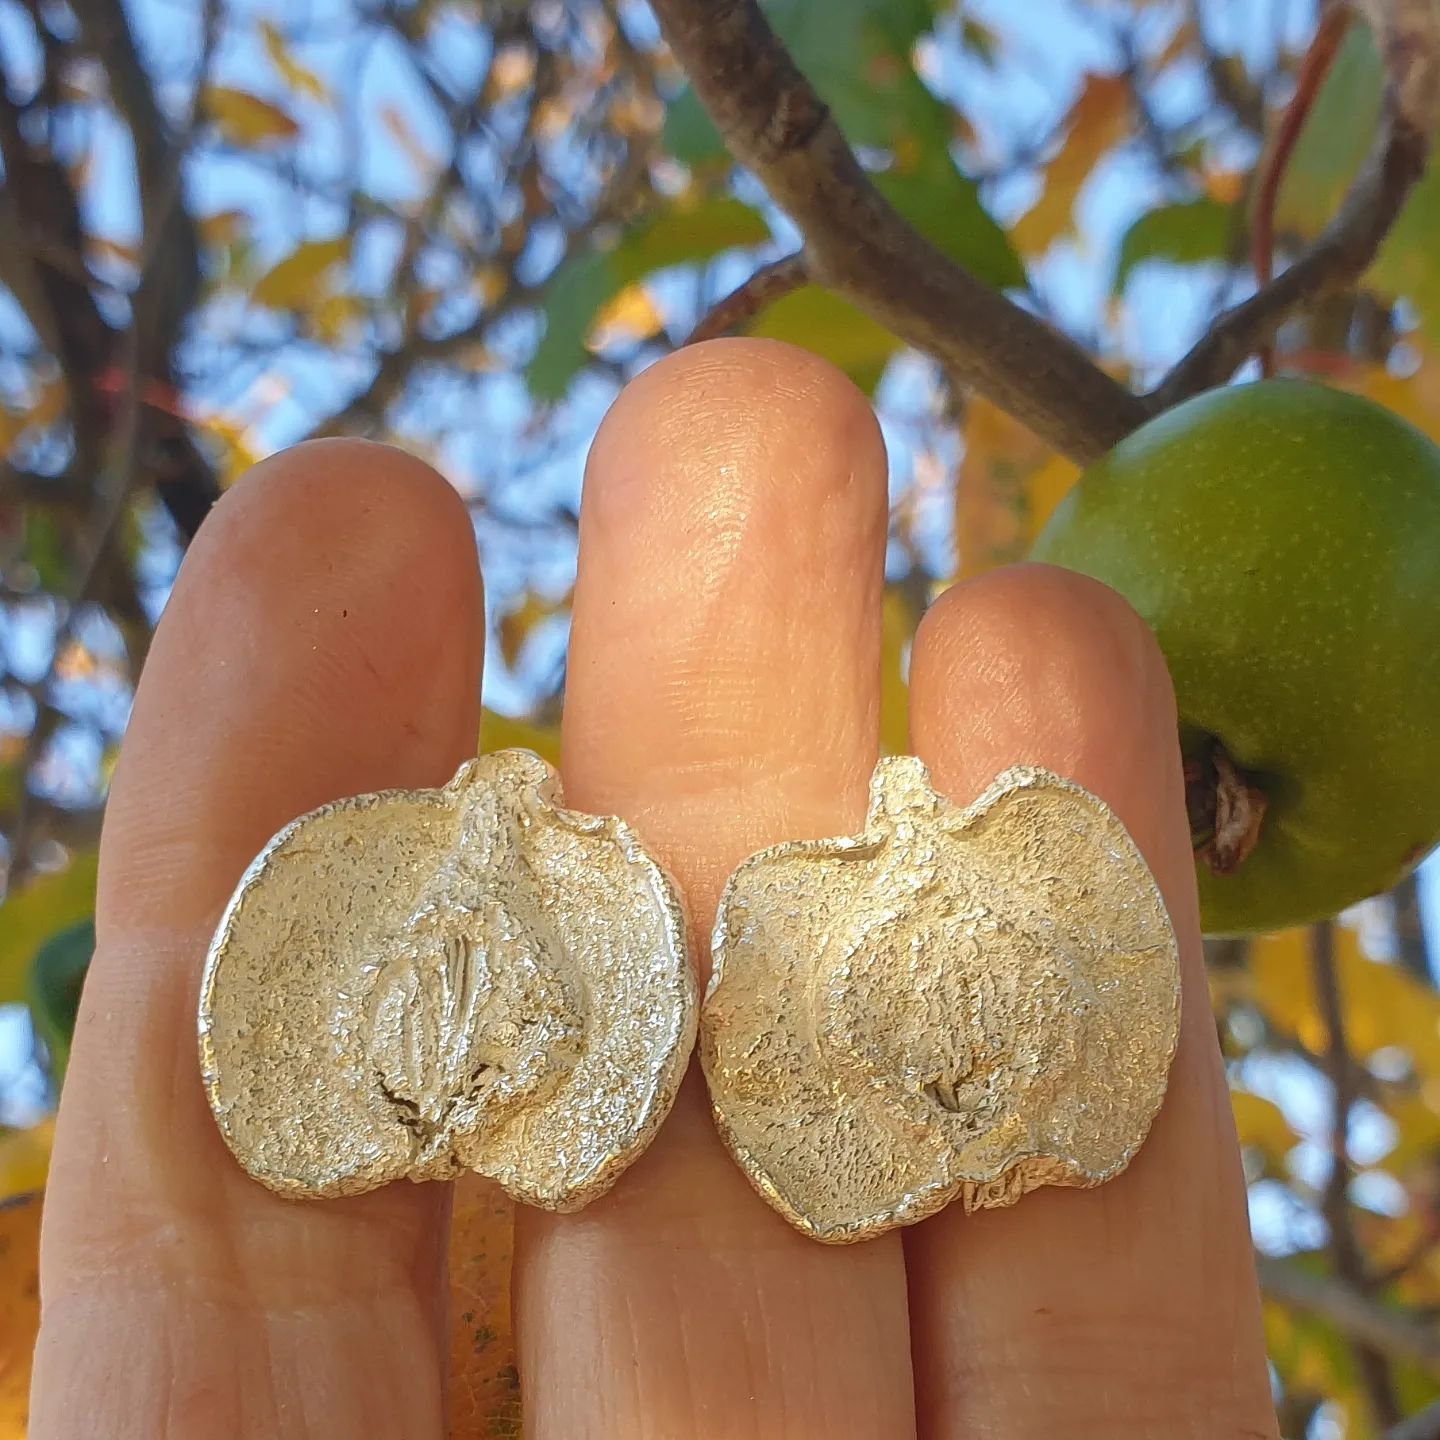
(699, 756, 1181, 1242)
(198, 749, 695, 1211)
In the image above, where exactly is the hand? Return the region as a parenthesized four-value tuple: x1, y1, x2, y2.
(31, 340, 1277, 1438)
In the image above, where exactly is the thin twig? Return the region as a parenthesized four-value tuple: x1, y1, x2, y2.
(1391, 871, 1434, 981)
(686, 252, 809, 345)
(5, 2, 221, 890)
(1311, 921, 1402, 1428)
(1252, 6, 1354, 375)
(1153, 0, 1439, 408)
(1255, 1253, 1440, 1372)
(647, 0, 1147, 463)
(1386, 1398, 1440, 1440)
(1187, 0, 1269, 133)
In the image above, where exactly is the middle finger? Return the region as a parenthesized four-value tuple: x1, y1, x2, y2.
(513, 339, 916, 1438)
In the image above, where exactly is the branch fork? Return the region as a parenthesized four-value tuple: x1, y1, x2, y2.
(656, 0, 1439, 459)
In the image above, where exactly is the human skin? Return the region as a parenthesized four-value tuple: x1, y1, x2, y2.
(30, 339, 1278, 1439)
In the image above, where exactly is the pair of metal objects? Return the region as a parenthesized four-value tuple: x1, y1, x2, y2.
(199, 748, 1180, 1243)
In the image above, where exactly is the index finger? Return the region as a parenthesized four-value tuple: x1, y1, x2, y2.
(33, 441, 484, 1439)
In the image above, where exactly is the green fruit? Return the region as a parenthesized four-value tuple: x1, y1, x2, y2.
(1031, 378, 1440, 935)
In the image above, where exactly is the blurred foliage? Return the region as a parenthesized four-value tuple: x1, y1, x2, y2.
(1, 0, 1440, 1435)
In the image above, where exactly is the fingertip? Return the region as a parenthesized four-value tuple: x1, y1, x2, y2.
(198, 437, 478, 589)
(910, 562, 1188, 887)
(100, 438, 484, 936)
(584, 338, 886, 529)
(563, 337, 889, 867)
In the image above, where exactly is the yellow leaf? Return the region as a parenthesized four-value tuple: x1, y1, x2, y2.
(498, 590, 567, 670)
(446, 1174, 520, 1438)
(1248, 924, 1440, 1063)
(487, 43, 536, 101)
(609, 88, 663, 138)
(880, 588, 916, 756)
(1248, 928, 1324, 1051)
(1154, 19, 1198, 72)
(1352, 353, 1440, 448)
(1230, 1090, 1298, 1161)
(0, 1193, 39, 1434)
(200, 414, 264, 487)
(473, 266, 508, 308)
(86, 236, 139, 269)
(535, 95, 575, 141)
(1026, 453, 1081, 537)
(310, 291, 366, 345)
(1264, 1300, 1350, 1399)
(955, 397, 1078, 579)
(588, 283, 664, 348)
(1204, 168, 1246, 206)
(252, 237, 351, 310)
(0, 377, 64, 454)
(198, 208, 248, 249)
(1380, 1092, 1440, 1177)
(1012, 74, 1131, 255)
(0, 1122, 52, 1201)
(454, 343, 502, 372)
(260, 21, 330, 104)
(480, 709, 560, 767)
(206, 85, 301, 146)
(26, 377, 67, 435)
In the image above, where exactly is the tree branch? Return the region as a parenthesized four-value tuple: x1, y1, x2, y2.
(74, 0, 222, 542)
(1386, 1398, 1440, 1440)
(1391, 871, 1434, 982)
(1186, 0, 1268, 134)
(0, 464, 88, 511)
(1251, 7, 1355, 377)
(0, 5, 222, 541)
(647, 0, 1146, 464)
(1153, 0, 1440, 409)
(1256, 1253, 1440, 1373)
(1311, 921, 1401, 1427)
(687, 252, 809, 344)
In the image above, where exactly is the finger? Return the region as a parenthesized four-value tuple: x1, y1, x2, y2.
(514, 340, 917, 1439)
(903, 565, 1275, 1438)
(34, 440, 484, 1440)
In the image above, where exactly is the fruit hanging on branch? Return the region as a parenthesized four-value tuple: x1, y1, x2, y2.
(1031, 379, 1440, 935)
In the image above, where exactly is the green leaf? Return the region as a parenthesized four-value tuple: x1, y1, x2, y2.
(1379, 178, 1440, 340)
(0, 851, 97, 1007)
(529, 250, 617, 402)
(1114, 197, 1233, 291)
(1273, 23, 1440, 343)
(661, 0, 942, 161)
(765, 0, 943, 152)
(662, 88, 725, 168)
(655, 0, 1021, 326)
(617, 198, 771, 275)
(1274, 26, 1381, 239)
(750, 286, 899, 392)
(23, 510, 69, 592)
(528, 199, 772, 399)
(25, 918, 93, 1089)
(878, 156, 1025, 290)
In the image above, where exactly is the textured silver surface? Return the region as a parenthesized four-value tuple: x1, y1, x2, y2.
(701, 756, 1181, 1243)
(199, 749, 696, 1210)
